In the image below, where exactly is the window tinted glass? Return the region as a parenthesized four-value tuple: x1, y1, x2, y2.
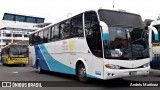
(154, 25, 160, 42)
(104, 27, 149, 60)
(38, 31, 43, 44)
(51, 26, 54, 40)
(98, 9, 144, 29)
(59, 20, 70, 39)
(37, 18, 44, 23)
(27, 17, 36, 23)
(70, 14, 83, 37)
(85, 12, 99, 36)
(15, 16, 25, 22)
(53, 25, 59, 40)
(3, 14, 14, 20)
(43, 29, 49, 43)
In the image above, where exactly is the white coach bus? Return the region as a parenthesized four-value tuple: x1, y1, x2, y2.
(29, 9, 150, 82)
(148, 20, 160, 69)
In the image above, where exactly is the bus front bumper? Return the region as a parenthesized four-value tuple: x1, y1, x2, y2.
(7, 59, 29, 64)
(103, 67, 150, 80)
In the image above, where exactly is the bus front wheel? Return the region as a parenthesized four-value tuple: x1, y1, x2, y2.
(77, 63, 88, 82)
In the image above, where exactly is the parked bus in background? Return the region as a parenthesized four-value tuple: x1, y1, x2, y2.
(29, 9, 150, 82)
(148, 20, 160, 69)
(1, 44, 29, 66)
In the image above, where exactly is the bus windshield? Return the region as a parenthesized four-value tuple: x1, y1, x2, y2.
(152, 25, 160, 42)
(98, 9, 149, 60)
(10, 45, 28, 57)
(104, 27, 149, 60)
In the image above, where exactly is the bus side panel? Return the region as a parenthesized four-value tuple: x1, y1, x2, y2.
(33, 43, 76, 75)
(68, 38, 104, 79)
(30, 38, 104, 79)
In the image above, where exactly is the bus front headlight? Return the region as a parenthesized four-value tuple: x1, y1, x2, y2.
(143, 63, 149, 68)
(105, 64, 120, 69)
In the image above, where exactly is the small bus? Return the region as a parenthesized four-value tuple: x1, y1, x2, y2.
(29, 9, 150, 82)
(149, 20, 160, 69)
(1, 44, 29, 66)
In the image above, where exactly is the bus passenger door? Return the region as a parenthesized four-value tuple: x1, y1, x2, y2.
(84, 11, 104, 78)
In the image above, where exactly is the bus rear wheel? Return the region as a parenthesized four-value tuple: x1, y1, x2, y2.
(37, 61, 43, 74)
(77, 63, 88, 82)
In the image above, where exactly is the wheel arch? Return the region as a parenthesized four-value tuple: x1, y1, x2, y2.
(75, 58, 88, 75)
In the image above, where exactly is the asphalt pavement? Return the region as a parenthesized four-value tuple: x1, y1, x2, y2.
(0, 63, 160, 90)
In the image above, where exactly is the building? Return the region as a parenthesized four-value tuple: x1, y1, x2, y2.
(0, 13, 50, 49)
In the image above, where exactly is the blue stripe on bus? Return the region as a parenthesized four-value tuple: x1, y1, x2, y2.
(34, 44, 101, 79)
(33, 45, 50, 71)
(155, 34, 159, 41)
(103, 33, 109, 41)
(39, 44, 76, 75)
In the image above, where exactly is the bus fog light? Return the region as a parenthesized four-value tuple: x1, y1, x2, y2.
(143, 63, 149, 68)
(107, 73, 111, 76)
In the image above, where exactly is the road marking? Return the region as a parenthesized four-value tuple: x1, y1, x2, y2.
(12, 71, 18, 74)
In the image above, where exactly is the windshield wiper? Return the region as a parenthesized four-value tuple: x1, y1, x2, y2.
(12, 46, 19, 54)
(131, 37, 144, 44)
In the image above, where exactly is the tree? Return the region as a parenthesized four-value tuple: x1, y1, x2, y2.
(157, 14, 160, 20)
(144, 19, 153, 27)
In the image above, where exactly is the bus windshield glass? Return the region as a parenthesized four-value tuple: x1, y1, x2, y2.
(98, 9, 149, 60)
(153, 25, 160, 42)
(104, 27, 149, 60)
(98, 9, 144, 29)
(10, 45, 28, 57)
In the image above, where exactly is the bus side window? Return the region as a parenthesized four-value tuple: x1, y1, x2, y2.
(52, 25, 59, 41)
(38, 30, 44, 44)
(43, 29, 49, 43)
(49, 27, 52, 41)
(51, 26, 55, 41)
(152, 31, 156, 43)
(50, 26, 54, 41)
(48, 28, 51, 41)
(70, 14, 83, 37)
(29, 35, 33, 45)
(30, 33, 37, 45)
(59, 20, 70, 39)
(7, 48, 10, 54)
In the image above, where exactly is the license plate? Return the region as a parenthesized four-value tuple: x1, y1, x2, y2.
(129, 71, 137, 76)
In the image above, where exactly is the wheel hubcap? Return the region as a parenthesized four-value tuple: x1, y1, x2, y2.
(79, 68, 86, 78)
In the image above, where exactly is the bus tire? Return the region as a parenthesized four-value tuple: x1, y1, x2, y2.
(2, 63, 5, 66)
(77, 63, 88, 82)
(2, 60, 5, 66)
(37, 61, 44, 74)
(23, 64, 26, 67)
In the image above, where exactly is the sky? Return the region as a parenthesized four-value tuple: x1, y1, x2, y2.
(0, 0, 159, 23)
